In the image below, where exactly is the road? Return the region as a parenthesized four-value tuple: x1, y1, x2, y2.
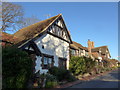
(69, 68, 120, 88)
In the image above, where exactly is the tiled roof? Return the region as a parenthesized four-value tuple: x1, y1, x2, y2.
(1, 32, 19, 44)
(70, 43, 79, 50)
(82, 47, 88, 51)
(71, 41, 88, 51)
(72, 41, 83, 48)
(13, 14, 61, 44)
(92, 53, 99, 59)
(2, 14, 66, 47)
(91, 46, 108, 54)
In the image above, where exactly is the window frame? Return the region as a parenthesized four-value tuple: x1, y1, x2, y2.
(58, 57, 67, 69)
(41, 53, 54, 69)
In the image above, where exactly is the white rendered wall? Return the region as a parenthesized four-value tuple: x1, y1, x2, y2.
(34, 33, 70, 74)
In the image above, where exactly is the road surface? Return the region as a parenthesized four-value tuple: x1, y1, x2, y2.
(69, 68, 120, 88)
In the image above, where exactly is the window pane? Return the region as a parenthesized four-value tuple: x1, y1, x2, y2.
(44, 57, 48, 64)
(48, 58, 52, 64)
(71, 50, 75, 55)
(59, 58, 67, 69)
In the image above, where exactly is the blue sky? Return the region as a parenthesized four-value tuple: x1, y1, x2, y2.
(13, 2, 118, 60)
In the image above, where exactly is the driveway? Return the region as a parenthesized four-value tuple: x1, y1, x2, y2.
(69, 68, 120, 88)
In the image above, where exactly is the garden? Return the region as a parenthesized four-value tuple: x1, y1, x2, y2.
(69, 56, 119, 80)
(2, 47, 76, 88)
(2, 47, 119, 88)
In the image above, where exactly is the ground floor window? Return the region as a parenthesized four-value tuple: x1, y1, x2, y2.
(41, 54, 54, 69)
(58, 57, 67, 69)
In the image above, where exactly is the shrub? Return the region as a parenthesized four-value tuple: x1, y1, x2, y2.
(45, 74, 58, 88)
(69, 56, 85, 75)
(45, 81, 58, 88)
(84, 57, 96, 73)
(48, 66, 76, 82)
(69, 56, 96, 76)
(2, 47, 33, 88)
(36, 73, 58, 88)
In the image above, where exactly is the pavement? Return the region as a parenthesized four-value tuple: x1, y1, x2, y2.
(55, 68, 120, 88)
(68, 68, 120, 88)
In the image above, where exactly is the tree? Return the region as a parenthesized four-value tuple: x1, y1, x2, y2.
(1, 2, 23, 32)
(18, 16, 40, 29)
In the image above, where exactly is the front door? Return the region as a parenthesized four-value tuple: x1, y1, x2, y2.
(58, 57, 67, 69)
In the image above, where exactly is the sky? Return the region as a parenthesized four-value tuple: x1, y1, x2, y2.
(13, 2, 118, 60)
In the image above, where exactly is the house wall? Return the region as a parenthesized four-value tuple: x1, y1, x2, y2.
(80, 49, 85, 56)
(85, 51, 89, 57)
(34, 33, 70, 74)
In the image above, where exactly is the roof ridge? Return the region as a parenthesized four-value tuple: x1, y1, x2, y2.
(92, 46, 107, 49)
(13, 14, 61, 37)
(11, 14, 62, 45)
(2, 32, 13, 35)
(37, 14, 61, 35)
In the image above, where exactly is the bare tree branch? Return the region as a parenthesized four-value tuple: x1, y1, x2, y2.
(18, 15, 40, 29)
(1, 2, 23, 32)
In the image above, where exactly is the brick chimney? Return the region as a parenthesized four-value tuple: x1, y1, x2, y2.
(87, 39, 95, 54)
(91, 41, 94, 48)
(88, 39, 92, 53)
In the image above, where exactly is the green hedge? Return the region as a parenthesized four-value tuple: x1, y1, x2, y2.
(2, 47, 33, 88)
(69, 56, 96, 75)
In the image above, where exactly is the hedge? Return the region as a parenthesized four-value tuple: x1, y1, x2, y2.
(69, 56, 96, 75)
(2, 47, 33, 88)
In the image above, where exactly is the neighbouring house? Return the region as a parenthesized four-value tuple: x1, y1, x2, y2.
(87, 39, 111, 61)
(70, 41, 89, 58)
(0, 32, 19, 47)
(108, 59, 120, 67)
(1, 14, 72, 74)
(69, 39, 111, 62)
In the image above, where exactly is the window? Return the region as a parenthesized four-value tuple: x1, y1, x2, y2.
(80, 49, 83, 53)
(58, 57, 67, 69)
(71, 49, 75, 55)
(42, 54, 54, 69)
(85, 51, 88, 56)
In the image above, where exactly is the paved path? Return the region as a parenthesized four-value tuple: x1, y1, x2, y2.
(69, 68, 120, 88)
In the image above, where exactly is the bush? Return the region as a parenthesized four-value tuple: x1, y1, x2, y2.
(48, 66, 76, 82)
(69, 56, 85, 75)
(36, 73, 58, 88)
(2, 47, 33, 88)
(69, 56, 96, 76)
(45, 74, 58, 88)
(45, 81, 58, 88)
